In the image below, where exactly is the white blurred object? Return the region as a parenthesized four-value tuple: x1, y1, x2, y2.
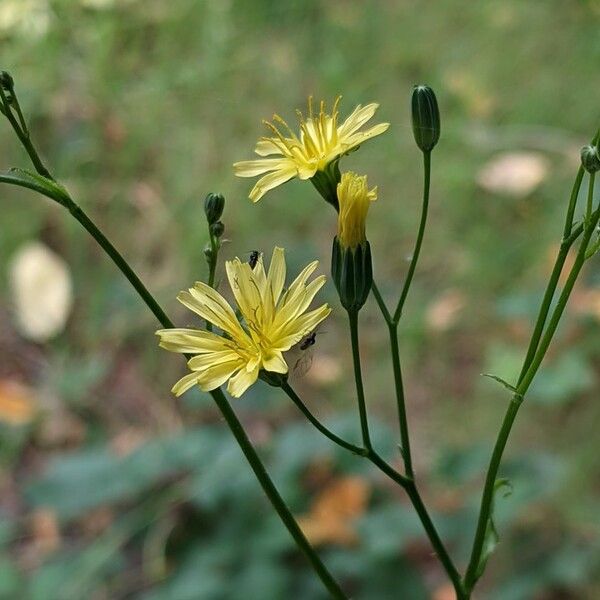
(477, 152, 549, 197)
(9, 242, 73, 341)
(0, 0, 51, 37)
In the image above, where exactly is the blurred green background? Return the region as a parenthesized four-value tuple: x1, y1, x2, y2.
(1, 1, 600, 598)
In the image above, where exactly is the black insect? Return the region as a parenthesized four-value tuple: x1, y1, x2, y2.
(299, 331, 317, 351)
(248, 250, 260, 269)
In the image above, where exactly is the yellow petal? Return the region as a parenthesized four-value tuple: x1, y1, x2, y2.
(254, 138, 284, 156)
(266, 247, 286, 308)
(187, 350, 244, 372)
(179, 283, 243, 339)
(249, 166, 298, 202)
(172, 372, 201, 397)
(262, 350, 288, 374)
(338, 103, 378, 138)
(227, 365, 260, 397)
(156, 328, 231, 354)
(343, 122, 390, 151)
(233, 158, 282, 177)
(197, 360, 244, 392)
(225, 259, 263, 330)
(271, 275, 326, 333)
(274, 304, 331, 350)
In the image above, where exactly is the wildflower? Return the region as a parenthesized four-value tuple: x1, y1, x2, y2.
(336, 172, 377, 250)
(331, 172, 376, 312)
(234, 97, 389, 203)
(157, 247, 331, 398)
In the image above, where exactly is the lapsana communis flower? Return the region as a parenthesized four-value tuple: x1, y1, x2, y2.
(234, 97, 389, 203)
(157, 247, 331, 398)
(336, 171, 377, 250)
(331, 172, 376, 313)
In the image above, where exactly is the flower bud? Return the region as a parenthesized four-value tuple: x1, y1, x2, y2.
(203, 244, 213, 261)
(204, 192, 225, 225)
(331, 237, 373, 313)
(581, 145, 600, 174)
(210, 220, 225, 238)
(0, 71, 14, 92)
(411, 85, 440, 153)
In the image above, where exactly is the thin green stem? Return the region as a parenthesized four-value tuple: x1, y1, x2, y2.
(281, 382, 364, 455)
(210, 388, 347, 599)
(0, 86, 53, 180)
(347, 310, 372, 450)
(371, 281, 392, 323)
(464, 173, 599, 592)
(371, 283, 414, 477)
(387, 322, 413, 478)
(394, 150, 431, 322)
(279, 384, 465, 597)
(404, 481, 467, 599)
(205, 230, 219, 331)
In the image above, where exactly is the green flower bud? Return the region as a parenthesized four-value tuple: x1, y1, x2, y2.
(411, 85, 440, 153)
(203, 244, 213, 261)
(210, 220, 225, 238)
(259, 370, 288, 388)
(204, 192, 225, 224)
(581, 145, 600, 174)
(0, 71, 14, 92)
(331, 237, 373, 313)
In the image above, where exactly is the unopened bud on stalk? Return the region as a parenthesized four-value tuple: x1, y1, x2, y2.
(204, 192, 225, 225)
(331, 172, 376, 312)
(210, 221, 225, 238)
(0, 71, 14, 92)
(411, 85, 440, 153)
(203, 244, 213, 261)
(581, 145, 600, 174)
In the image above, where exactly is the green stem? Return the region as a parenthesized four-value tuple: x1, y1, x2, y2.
(347, 310, 372, 450)
(281, 382, 364, 455)
(1, 112, 346, 600)
(405, 480, 467, 599)
(464, 173, 599, 592)
(205, 231, 219, 331)
(388, 322, 413, 478)
(394, 150, 431, 322)
(371, 282, 414, 478)
(0, 86, 53, 180)
(211, 388, 347, 599)
(280, 384, 464, 597)
(517, 168, 585, 383)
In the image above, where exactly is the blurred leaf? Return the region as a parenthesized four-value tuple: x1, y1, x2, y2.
(529, 352, 595, 406)
(474, 478, 512, 582)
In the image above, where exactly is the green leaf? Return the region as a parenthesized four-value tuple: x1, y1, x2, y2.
(475, 478, 513, 582)
(481, 373, 519, 395)
(6, 167, 70, 205)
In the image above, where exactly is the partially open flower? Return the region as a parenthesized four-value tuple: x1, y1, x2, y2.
(234, 97, 389, 203)
(157, 248, 331, 398)
(331, 172, 376, 312)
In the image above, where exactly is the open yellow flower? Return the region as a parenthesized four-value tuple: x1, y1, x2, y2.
(234, 97, 389, 202)
(157, 247, 331, 398)
(337, 171, 377, 250)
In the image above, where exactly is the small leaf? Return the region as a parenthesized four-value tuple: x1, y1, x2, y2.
(3, 168, 69, 205)
(474, 478, 513, 581)
(481, 373, 520, 396)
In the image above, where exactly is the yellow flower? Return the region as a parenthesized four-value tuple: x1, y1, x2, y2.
(337, 172, 377, 250)
(157, 247, 331, 398)
(234, 97, 389, 202)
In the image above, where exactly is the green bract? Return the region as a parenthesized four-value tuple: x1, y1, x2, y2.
(331, 236, 373, 313)
(411, 85, 440, 153)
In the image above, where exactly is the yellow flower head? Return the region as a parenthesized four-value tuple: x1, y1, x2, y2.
(336, 172, 377, 250)
(157, 248, 331, 398)
(234, 97, 389, 202)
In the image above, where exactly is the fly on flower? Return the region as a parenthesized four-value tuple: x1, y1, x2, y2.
(156, 247, 331, 398)
(287, 327, 326, 380)
(233, 97, 389, 204)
